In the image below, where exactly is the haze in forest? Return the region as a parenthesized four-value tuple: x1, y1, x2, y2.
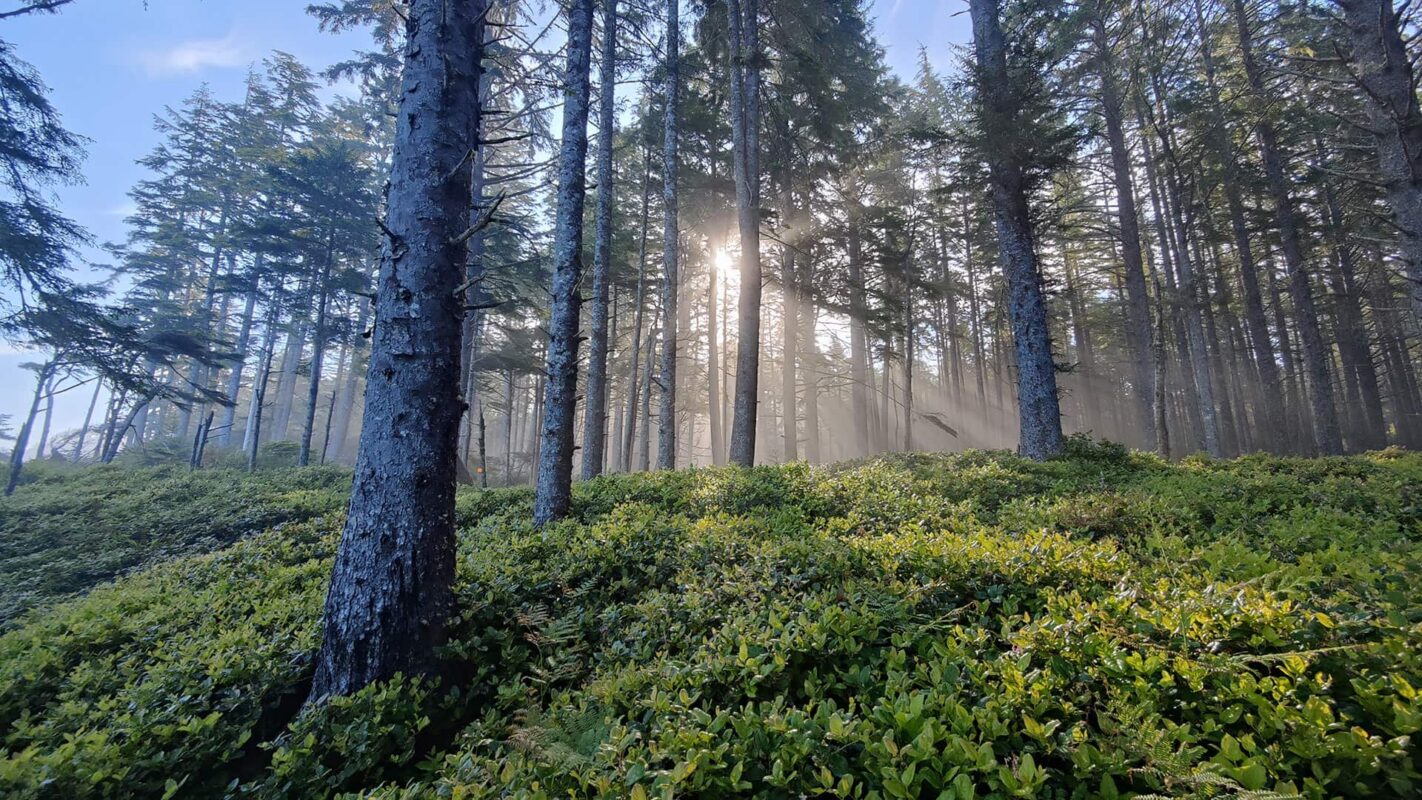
(0, 0, 1420, 789)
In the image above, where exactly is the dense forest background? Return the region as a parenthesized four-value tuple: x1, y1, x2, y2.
(2, 0, 1421, 487)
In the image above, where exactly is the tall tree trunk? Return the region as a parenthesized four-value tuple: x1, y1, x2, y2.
(6, 360, 54, 496)
(533, 0, 594, 526)
(312, 0, 483, 700)
(708, 246, 724, 465)
(727, 0, 761, 467)
(244, 304, 280, 463)
(621, 143, 652, 472)
(299, 237, 335, 467)
(1337, 0, 1422, 320)
(969, 0, 1064, 460)
(780, 234, 797, 461)
(656, 0, 680, 470)
(641, 306, 658, 471)
(581, 0, 618, 480)
(848, 224, 870, 455)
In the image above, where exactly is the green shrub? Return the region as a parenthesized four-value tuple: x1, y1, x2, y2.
(0, 447, 1418, 799)
(0, 464, 350, 626)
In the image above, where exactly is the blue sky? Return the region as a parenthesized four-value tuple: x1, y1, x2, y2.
(0, 0, 970, 447)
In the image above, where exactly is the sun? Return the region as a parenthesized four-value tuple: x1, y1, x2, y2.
(713, 247, 734, 275)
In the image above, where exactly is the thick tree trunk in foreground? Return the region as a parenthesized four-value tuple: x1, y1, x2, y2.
(311, 0, 483, 700)
(969, 0, 1064, 460)
(657, 0, 680, 470)
(1337, 0, 1422, 321)
(533, 0, 594, 525)
(727, 0, 761, 467)
(581, 0, 618, 481)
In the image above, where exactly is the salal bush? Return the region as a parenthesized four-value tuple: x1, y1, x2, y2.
(0, 443, 1417, 799)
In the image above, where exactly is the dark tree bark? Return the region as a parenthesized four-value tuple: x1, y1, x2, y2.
(968, 0, 1064, 460)
(533, 0, 595, 526)
(727, 0, 762, 467)
(311, 0, 484, 700)
(581, 0, 618, 481)
(657, 0, 680, 470)
(1336, 0, 1422, 321)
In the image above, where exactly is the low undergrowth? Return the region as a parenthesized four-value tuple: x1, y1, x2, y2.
(0, 439, 1418, 798)
(0, 462, 351, 627)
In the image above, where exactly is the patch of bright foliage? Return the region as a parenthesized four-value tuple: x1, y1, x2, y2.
(0, 461, 350, 627)
(1, 439, 1419, 798)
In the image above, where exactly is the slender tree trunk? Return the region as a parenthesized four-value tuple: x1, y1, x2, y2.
(581, 0, 618, 480)
(656, 0, 681, 470)
(533, 0, 594, 526)
(801, 301, 821, 463)
(620, 141, 653, 472)
(35, 381, 54, 461)
(312, 0, 484, 700)
(244, 305, 279, 462)
(727, 0, 762, 467)
(72, 377, 102, 461)
(640, 307, 658, 471)
(299, 237, 335, 467)
(969, 0, 1064, 460)
(708, 247, 724, 465)
(7, 360, 54, 496)
(848, 224, 870, 455)
(780, 236, 797, 461)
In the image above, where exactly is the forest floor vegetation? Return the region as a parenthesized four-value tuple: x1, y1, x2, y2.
(0, 438, 1418, 798)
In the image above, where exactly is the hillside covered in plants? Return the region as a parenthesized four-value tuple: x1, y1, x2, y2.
(1, 441, 1418, 799)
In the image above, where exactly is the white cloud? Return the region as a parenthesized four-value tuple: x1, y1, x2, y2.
(137, 32, 249, 76)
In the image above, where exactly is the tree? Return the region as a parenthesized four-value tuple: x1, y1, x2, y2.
(312, 0, 484, 699)
(726, 0, 763, 467)
(968, 0, 1065, 459)
(533, 0, 595, 526)
(581, 0, 619, 480)
(0, 32, 85, 313)
(657, 0, 681, 470)
(1333, 0, 1422, 322)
